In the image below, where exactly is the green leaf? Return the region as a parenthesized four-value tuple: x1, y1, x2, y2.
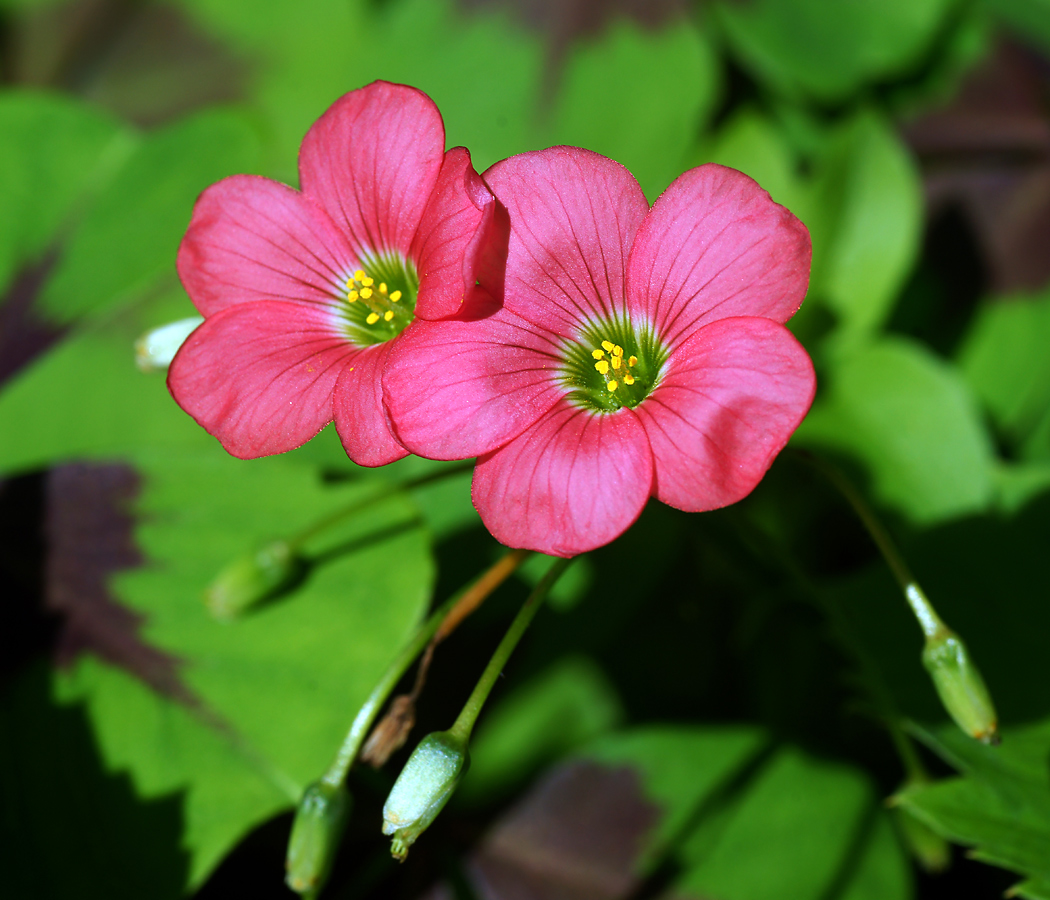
(0, 90, 128, 295)
(676, 748, 877, 900)
(807, 113, 923, 345)
(38, 108, 261, 323)
(460, 655, 624, 804)
(797, 337, 996, 524)
(838, 812, 916, 900)
(712, 0, 956, 102)
(981, 0, 1050, 53)
(543, 15, 719, 199)
(957, 288, 1050, 454)
(56, 448, 434, 887)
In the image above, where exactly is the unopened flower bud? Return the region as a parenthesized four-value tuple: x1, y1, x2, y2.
(134, 316, 203, 371)
(922, 630, 998, 744)
(286, 781, 350, 895)
(204, 539, 300, 620)
(892, 804, 951, 873)
(382, 730, 469, 861)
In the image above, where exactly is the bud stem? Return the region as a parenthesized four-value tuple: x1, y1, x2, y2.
(319, 547, 531, 788)
(448, 556, 574, 744)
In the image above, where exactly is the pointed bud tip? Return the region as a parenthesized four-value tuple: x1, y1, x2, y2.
(382, 731, 469, 860)
(922, 631, 998, 745)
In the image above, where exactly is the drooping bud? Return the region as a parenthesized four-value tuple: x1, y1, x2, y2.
(286, 781, 350, 895)
(382, 730, 469, 861)
(921, 630, 998, 744)
(134, 316, 203, 371)
(891, 804, 951, 873)
(204, 539, 300, 620)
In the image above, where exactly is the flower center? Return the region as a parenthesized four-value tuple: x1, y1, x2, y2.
(560, 319, 665, 412)
(336, 252, 419, 346)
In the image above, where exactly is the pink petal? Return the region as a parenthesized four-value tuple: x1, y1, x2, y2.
(384, 307, 564, 460)
(627, 164, 811, 348)
(482, 147, 650, 337)
(472, 401, 653, 557)
(411, 146, 501, 320)
(167, 301, 351, 458)
(298, 81, 444, 258)
(177, 175, 355, 317)
(332, 340, 409, 467)
(636, 316, 816, 512)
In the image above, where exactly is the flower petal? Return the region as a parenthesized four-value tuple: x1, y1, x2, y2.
(472, 401, 653, 557)
(636, 316, 816, 512)
(298, 81, 445, 257)
(333, 340, 409, 467)
(411, 146, 502, 320)
(177, 175, 355, 317)
(384, 307, 563, 460)
(167, 301, 351, 458)
(483, 147, 650, 336)
(628, 164, 811, 348)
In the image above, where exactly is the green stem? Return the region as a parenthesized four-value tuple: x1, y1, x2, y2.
(288, 463, 473, 552)
(448, 557, 573, 744)
(319, 544, 526, 788)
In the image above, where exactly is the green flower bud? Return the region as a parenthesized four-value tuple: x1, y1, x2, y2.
(204, 539, 300, 620)
(285, 781, 350, 896)
(892, 804, 951, 873)
(134, 316, 203, 371)
(382, 730, 469, 861)
(922, 630, 998, 744)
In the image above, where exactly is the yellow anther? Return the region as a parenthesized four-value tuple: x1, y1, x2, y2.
(623, 372, 635, 385)
(383, 310, 394, 322)
(360, 287, 373, 299)
(607, 380, 618, 391)
(361, 276, 374, 287)
(354, 269, 366, 281)
(380, 283, 388, 294)
(595, 360, 610, 375)
(346, 277, 356, 289)
(628, 356, 638, 367)
(601, 340, 615, 353)
(591, 349, 605, 360)
(613, 345, 623, 356)
(390, 290, 402, 302)
(611, 356, 622, 370)
(366, 312, 380, 325)
(347, 290, 358, 302)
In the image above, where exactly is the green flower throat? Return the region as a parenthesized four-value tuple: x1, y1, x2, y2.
(560, 318, 666, 412)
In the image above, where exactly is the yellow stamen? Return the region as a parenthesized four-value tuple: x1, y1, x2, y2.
(390, 290, 402, 302)
(613, 345, 623, 357)
(611, 356, 622, 370)
(380, 283, 388, 294)
(591, 348, 605, 360)
(628, 355, 638, 367)
(354, 269, 366, 281)
(347, 290, 358, 302)
(595, 360, 610, 375)
(623, 372, 635, 385)
(383, 310, 394, 322)
(361, 276, 374, 287)
(360, 287, 373, 299)
(366, 312, 380, 325)
(601, 340, 615, 353)
(607, 380, 618, 391)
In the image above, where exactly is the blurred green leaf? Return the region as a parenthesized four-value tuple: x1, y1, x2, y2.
(712, 0, 957, 102)
(55, 448, 433, 887)
(838, 812, 915, 900)
(958, 288, 1050, 454)
(543, 15, 719, 200)
(0, 90, 128, 295)
(460, 655, 623, 804)
(39, 108, 261, 323)
(797, 337, 995, 524)
(981, 0, 1050, 53)
(807, 113, 923, 346)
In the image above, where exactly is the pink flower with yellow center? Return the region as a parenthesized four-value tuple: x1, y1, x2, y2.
(385, 148, 816, 556)
(169, 81, 498, 465)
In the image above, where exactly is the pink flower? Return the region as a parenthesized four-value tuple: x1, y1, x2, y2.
(169, 81, 498, 466)
(385, 148, 816, 556)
